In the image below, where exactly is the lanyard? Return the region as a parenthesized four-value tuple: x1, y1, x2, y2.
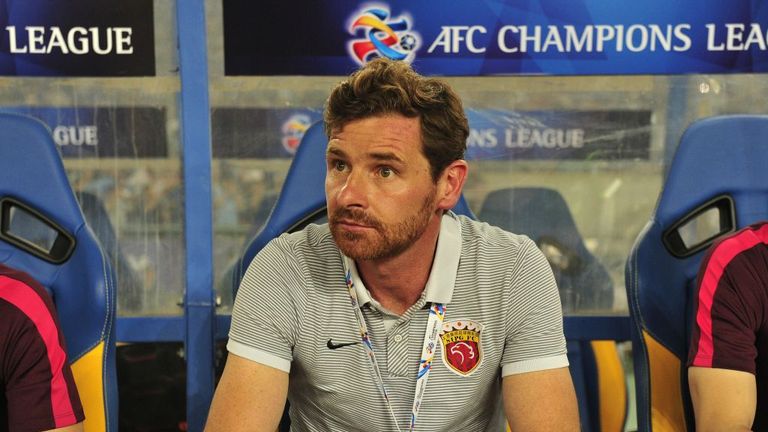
(342, 257, 445, 432)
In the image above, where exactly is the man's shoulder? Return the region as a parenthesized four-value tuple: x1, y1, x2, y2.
(0, 264, 56, 322)
(0, 292, 36, 336)
(456, 214, 535, 251)
(0, 267, 58, 361)
(709, 221, 768, 259)
(704, 222, 768, 287)
(269, 223, 335, 253)
(256, 223, 341, 274)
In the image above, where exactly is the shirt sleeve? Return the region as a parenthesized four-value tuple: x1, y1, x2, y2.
(501, 237, 569, 376)
(688, 245, 763, 374)
(2, 294, 84, 431)
(228, 236, 304, 373)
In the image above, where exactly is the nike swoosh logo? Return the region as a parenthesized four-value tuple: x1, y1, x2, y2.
(327, 339, 360, 350)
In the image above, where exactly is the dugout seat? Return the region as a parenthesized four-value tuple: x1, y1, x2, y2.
(626, 115, 768, 432)
(479, 187, 626, 432)
(76, 190, 142, 312)
(479, 187, 613, 312)
(0, 113, 118, 431)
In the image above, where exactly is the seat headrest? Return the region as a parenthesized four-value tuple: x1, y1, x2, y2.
(0, 114, 85, 233)
(657, 115, 768, 228)
(0, 112, 114, 361)
(479, 186, 614, 310)
(480, 187, 583, 251)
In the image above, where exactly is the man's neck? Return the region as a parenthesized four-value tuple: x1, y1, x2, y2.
(356, 216, 442, 316)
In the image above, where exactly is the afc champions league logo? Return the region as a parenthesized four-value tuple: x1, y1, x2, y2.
(440, 320, 483, 376)
(346, 4, 420, 65)
(281, 114, 312, 155)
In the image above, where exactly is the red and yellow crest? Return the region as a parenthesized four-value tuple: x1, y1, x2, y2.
(440, 320, 483, 376)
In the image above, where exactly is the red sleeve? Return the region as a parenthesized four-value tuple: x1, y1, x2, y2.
(688, 225, 768, 374)
(1, 272, 84, 431)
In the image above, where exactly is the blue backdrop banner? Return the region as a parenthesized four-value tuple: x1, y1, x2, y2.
(0, 107, 167, 158)
(224, 0, 768, 76)
(211, 108, 651, 160)
(0, 0, 155, 76)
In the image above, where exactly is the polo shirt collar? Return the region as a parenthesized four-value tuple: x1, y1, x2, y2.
(344, 212, 462, 306)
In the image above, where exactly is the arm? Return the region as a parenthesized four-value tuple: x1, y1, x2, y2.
(686, 230, 765, 432)
(502, 367, 580, 431)
(688, 367, 756, 432)
(500, 240, 579, 430)
(208, 238, 303, 431)
(205, 353, 288, 432)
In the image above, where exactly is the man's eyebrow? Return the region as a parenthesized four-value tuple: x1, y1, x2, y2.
(326, 147, 405, 164)
(369, 152, 405, 164)
(326, 146, 346, 158)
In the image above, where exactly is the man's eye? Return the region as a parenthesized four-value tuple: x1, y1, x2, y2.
(379, 167, 393, 178)
(333, 161, 347, 171)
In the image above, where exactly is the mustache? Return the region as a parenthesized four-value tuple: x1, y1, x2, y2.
(329, 207, 381, 229)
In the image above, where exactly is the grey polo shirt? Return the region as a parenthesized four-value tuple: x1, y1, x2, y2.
(229, 212, 568, 431)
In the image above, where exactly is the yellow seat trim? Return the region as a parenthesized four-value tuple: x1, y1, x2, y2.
(591, 340, 627, 432)
(643, 330, 687, 432)
(70, 342, 106, 432)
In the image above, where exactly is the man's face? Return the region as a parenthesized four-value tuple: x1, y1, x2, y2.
(325, 114, 440, 261)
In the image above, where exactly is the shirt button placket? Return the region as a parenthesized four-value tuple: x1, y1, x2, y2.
(388, 328, 409, 376)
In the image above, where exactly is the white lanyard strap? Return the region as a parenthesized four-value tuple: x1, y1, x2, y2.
(343, 259, 445, 432)
(410, 302, 445, 430)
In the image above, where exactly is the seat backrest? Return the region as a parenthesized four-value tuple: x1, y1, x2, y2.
(232, 121, 475, 295)
(479, 186, 624, 432)
(479, 187, 614, 312)
(626, 115, 768, 432)
(76, 190, 142, 312)
(0, 113, 117, 431)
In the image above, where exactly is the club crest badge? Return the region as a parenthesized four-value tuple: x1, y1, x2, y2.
(440, 319, 483, 376)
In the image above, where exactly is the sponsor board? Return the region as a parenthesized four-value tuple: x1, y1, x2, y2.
(211, 107, 650, 160)
(0, 107, 167, 158)
(224, 0, 768, 76)
(0, 0, 155, 76)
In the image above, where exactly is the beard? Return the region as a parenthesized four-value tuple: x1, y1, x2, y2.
(329, 188, 437, 261)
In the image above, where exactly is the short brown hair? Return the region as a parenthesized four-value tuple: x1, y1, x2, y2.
(324, 58, 469, 181)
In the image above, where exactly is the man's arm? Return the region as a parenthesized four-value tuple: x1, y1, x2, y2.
(205, 353, 289, 432)
(688, 366, 756, 432)
(502, 367, 580, 431)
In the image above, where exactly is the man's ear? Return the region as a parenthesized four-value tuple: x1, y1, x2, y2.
(436, 160, 469, 211)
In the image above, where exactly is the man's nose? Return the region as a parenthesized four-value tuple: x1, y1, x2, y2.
(336, 170, 368, 208)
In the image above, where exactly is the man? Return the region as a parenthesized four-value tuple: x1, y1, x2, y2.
(1, 263, 84, 432)
(688, 222, 768, 432)
(206, 58, 579, 431)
